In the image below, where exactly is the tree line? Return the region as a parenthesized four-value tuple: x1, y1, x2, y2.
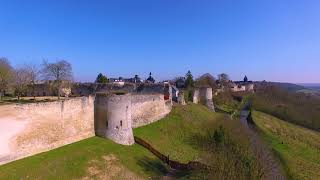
(0, 58, 73, 100)
(184, 70, 230, 89)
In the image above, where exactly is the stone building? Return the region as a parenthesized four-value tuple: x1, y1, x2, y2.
(26, 80, 71, 97)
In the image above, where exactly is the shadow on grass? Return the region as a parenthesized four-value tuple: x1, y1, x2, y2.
(136, 156, 169, 177)
(135, 156, 195, 179)
(182, 129, 215, 153)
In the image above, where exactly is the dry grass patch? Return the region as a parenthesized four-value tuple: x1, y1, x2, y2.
(82, 154, 142, 180)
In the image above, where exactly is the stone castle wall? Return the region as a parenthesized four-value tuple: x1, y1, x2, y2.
(0, 90, 172, 164)
(0, 96, 95, 165)
(94, 93, 172, 145)
(131, 93, 171, 128)
(193, 88, 215, 111)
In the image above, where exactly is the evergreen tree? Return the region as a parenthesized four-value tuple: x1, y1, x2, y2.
(95, 73, 108, 83)
(185, 70, 194, 88)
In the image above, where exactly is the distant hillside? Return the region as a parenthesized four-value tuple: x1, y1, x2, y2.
(255, 81, 305, 92)
(296, 83, 320, 97)
(299, 83, 320, 89)
(249, 86, 320, 131)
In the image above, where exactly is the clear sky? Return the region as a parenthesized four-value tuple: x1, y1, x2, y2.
(0, 0, 319, 83)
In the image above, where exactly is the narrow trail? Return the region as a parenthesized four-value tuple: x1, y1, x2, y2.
(239, 104, 285, 180)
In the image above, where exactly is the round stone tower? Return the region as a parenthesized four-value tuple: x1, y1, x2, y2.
(177, 91, 186, 105)
(199, 87, 215, 112)
(94, 92, 134, 145)
(193, 89, 200, 104)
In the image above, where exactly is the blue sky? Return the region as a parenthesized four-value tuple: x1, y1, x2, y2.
(0, 0, 319, 83)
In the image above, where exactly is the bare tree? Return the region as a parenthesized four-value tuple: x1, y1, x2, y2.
(218, 73, 230, 87)
(0, 58, 14, 100)
(25, 64, 39, 100)
(218, 73, 230, 82)
(13, 67, 32, 100)
(41, 60, 73, 100)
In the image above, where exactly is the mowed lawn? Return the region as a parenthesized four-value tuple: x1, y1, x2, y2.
(134, 103, 227, 163)
(252, 111, 320, 180)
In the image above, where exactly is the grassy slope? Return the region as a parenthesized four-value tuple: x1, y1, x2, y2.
(250, 87, 320, 131)
(0, 137, 168, 179)
(134, 103, 225, 163)
(252, 111, 320, 180)
(213, 91, 240, 114)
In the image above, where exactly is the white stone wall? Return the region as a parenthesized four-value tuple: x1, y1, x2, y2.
(231, 85, 246, 92)
(0, 96, 95, 165)
(131, 94, 171, 128)
(245, 84, 255, 92)
(0, 92, 173, 164)
(193, 89, 200, 104)
(193, 88, 215, 111)
(104, 94, 134, 145)
(94, 93, 171, 144)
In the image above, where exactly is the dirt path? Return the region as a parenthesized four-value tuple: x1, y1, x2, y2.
(239, 106, 285, 180)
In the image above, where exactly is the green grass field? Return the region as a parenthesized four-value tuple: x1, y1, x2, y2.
(134, 104, 262, 179)
(134, 103, 226, 163)
(0, 137, 168, 179)
(252, 111, 320, 180)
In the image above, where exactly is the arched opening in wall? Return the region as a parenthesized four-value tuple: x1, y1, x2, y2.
(120, 120, 123, 127)
(106, 120, 108, 128)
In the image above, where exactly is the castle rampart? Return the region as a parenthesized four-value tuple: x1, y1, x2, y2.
(94, 92, 172, 145)
(94, 93, 135, 145)
(0, 84, 173, 164)
(0, 96, 95, 165)
(193, 87, 215, 111)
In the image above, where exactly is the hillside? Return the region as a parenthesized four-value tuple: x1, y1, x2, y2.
(252, 111, 320, 179)
(249, 86, 320, 131)
(134, 104, 263, 179)
(254, 82, 306, 92)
